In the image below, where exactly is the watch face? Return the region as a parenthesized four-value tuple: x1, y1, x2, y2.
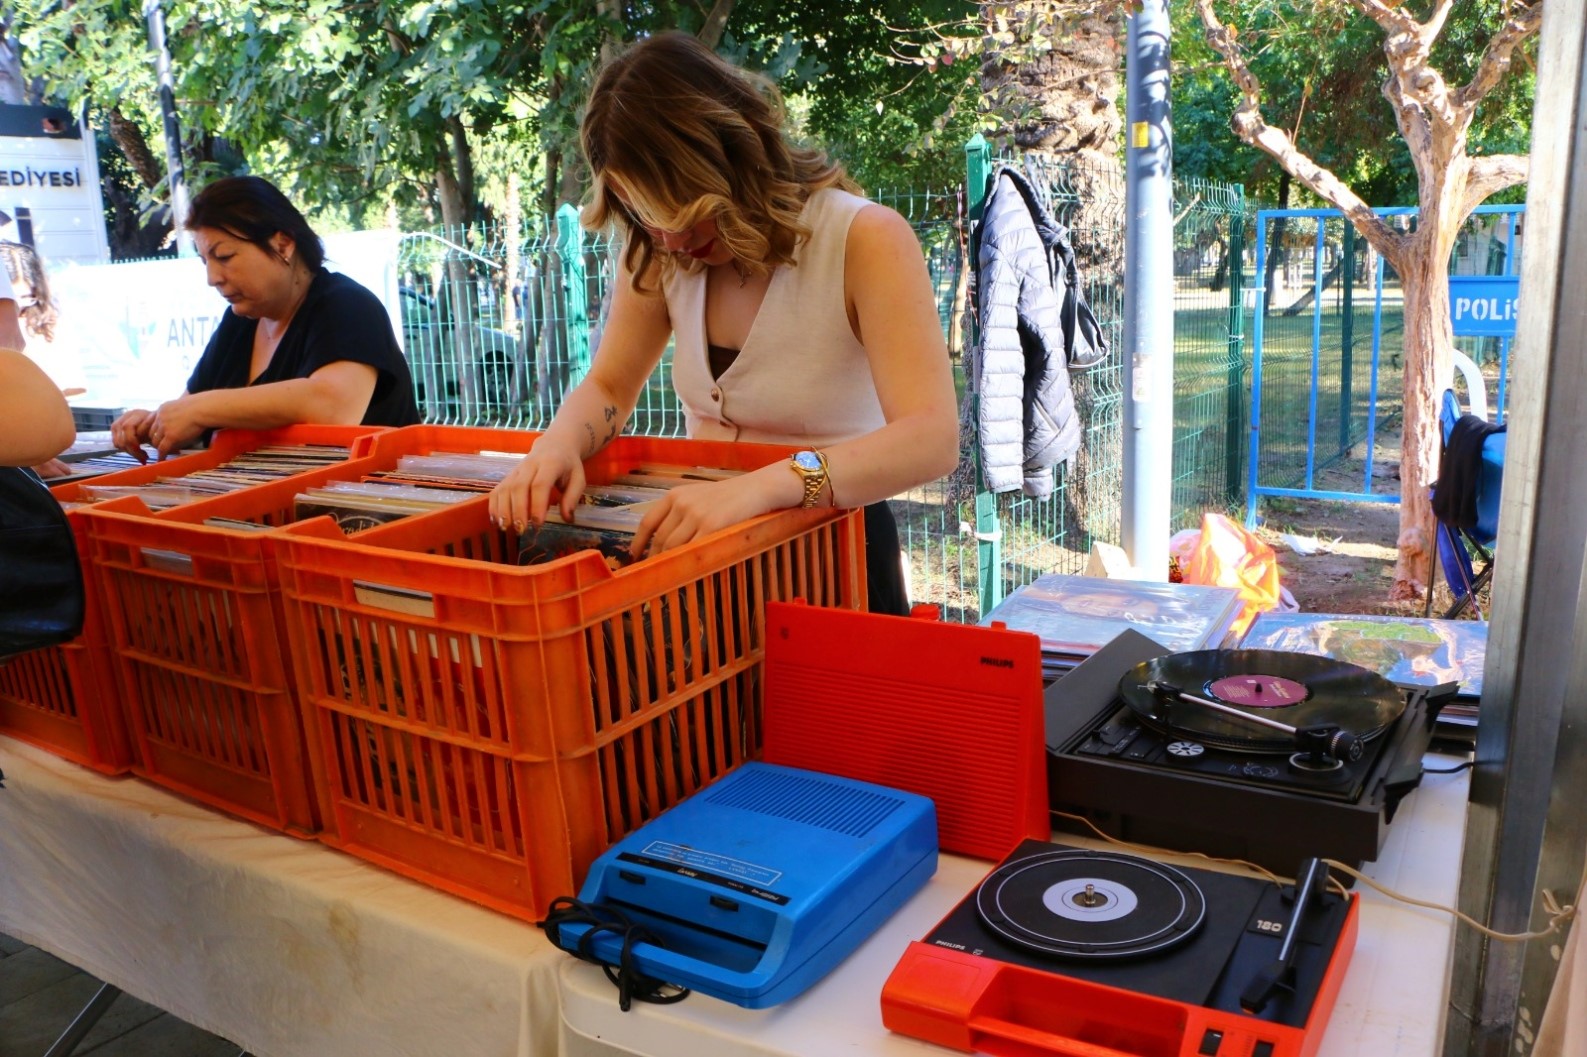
(793, 451, 822, 472)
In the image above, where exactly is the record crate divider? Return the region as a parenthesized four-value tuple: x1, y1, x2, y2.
(70, 424, 440, 834)
(270, 433, 867, 922)
(0, 425, 384, 775)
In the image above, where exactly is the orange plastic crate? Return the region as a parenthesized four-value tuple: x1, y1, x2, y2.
(1, 422, 371, 774)
(271, 434, 866, 921)
(1, 427, 380, 774)
(78, 427, 537, 835)
(0, 503, 131, 773)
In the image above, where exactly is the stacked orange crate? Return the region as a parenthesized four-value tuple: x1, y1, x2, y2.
(0, 426, 383, 775)
(77, 425, 534, 835)
(273, 432, 867, 921)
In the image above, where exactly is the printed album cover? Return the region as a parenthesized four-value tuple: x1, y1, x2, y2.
(979, 573, 1242, 660)
(1238, 612, 1487, 699)
(516, 518, 637, 570)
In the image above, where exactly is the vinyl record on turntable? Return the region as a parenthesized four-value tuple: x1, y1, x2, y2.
(1119, 649, 1405, 753)
(975, 849, 1206, 959)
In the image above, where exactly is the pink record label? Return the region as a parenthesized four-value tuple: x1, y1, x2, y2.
(1208, 674, 1309, 708)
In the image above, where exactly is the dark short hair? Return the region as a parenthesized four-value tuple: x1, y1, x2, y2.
(186, 176, 325, 272)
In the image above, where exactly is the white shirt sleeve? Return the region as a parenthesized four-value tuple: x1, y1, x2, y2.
(0, 266, 14, 302)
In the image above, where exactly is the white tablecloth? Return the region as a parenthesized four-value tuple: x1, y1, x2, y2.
(556, 757, 1473, 1057)
(0, 728, 1471, 1057)
(0, 734, 564, 1057)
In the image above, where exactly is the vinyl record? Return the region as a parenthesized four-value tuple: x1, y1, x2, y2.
(975, 849, 1206, 959)
(1118, 649, 1404, 753)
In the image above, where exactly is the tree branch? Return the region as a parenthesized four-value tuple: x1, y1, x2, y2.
(1454, 1, 1544, 111)
(1425, 0, 1457, 42)
(1463, 153, 1529, 215)
(1343, 0, 1419, 36)
(1195, 0, 1404, 265)
(697, 0, 736, 50)
(1383, 75, 1434, 173)
(1344, 0, 1458, 131)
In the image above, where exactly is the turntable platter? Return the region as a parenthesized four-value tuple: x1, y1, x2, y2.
(1119, 649, 1405, 753)
(975, 849, 1206, 959)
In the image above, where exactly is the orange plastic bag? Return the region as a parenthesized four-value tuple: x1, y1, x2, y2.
(1178, 513, 1292, 638)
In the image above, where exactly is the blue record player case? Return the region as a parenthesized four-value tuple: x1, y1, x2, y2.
(549, 762, 939, 1008)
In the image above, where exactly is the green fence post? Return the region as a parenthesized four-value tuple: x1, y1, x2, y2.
(963, 134, 1002, 617)
(1340, 221, 1355, 453)
(1225, 187, 1247, 502)
(556, 203, 591, 388)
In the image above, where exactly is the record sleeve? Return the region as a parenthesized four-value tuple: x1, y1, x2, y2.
(292, 493, 441, 533)
(980, 573, 1243, 658)
(516, 519, 636, 570)
(1239, 612, 1486, 699)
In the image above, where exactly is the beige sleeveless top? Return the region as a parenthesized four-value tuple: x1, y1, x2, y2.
(665, 188, 886, 445)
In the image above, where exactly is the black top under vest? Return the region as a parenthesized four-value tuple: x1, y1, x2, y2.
(709, 343, 907, 615)
(186, 269, 420, 427)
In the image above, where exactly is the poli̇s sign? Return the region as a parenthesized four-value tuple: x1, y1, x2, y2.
(1450, 275, 1520, 338)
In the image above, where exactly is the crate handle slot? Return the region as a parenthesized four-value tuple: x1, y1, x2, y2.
(353, 580, 437, 619)
(140, 548, 195, 576)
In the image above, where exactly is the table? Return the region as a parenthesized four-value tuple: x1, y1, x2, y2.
(0, 729, 1470, 1057)
(556, 756, 1472, 1057)
(0, 734, 564, 1057)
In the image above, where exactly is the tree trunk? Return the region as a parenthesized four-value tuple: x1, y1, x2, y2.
(0, 20, 27, 105)
(979, 8, 1124, 543)
(1388, 225, 1457, 600)
(435, 146, 483, 414)
(107, 107, 165, 190)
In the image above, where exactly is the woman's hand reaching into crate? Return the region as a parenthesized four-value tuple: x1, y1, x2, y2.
(490, 432, 587, 533)
(628, 470, 797, 557)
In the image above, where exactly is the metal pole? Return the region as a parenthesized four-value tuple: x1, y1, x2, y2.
(555, 203, 590, 388)
(1122, 0, 1173, 578)
(1445, 2, 1587, 1053)
(963, 134, 1003, 616)
(1224, 188, 1246, 504)
(142, 0, 191, 254)
(1340, 222, 1356, 454)
(42, 982, 120, 1057)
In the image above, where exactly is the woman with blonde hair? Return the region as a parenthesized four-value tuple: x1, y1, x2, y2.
(490, 32, 958, 614)
(0, 241, 61, 344)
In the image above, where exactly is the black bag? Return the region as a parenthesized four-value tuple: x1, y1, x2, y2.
(0, 465, 85, 658)
(1018, 157, 1109, 370)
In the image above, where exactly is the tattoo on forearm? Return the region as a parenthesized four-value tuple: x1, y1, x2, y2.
(596, 404, 619, 450)
(584, 423, 598, 456)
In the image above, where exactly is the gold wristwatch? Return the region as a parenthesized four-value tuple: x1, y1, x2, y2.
(789, 450, 829, 508)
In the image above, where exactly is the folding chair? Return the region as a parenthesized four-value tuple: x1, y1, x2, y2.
(1428, 351, 1505, 620)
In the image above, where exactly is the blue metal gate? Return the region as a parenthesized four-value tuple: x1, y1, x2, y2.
(1244, 204, 1522, 527)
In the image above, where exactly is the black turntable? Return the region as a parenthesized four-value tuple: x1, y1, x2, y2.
(882, 840, 1358, 1057)
(1043, 630, 1454, 878)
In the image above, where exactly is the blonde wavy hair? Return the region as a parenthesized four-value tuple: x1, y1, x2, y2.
(0, 241, 57, 342)
(580, 32, 860, 291)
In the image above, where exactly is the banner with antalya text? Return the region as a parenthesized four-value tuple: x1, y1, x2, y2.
(39, 229, 401, 411)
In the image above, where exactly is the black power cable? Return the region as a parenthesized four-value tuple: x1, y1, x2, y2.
(540, 896, 692, 1012)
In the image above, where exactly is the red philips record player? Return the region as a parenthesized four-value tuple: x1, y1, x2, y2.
(881, 840, 1357, 1057)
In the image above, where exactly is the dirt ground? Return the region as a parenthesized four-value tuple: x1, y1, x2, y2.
(1247, 433, 1491, 620)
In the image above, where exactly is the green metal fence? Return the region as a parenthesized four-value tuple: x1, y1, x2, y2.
(395, 144, 1250, 621)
